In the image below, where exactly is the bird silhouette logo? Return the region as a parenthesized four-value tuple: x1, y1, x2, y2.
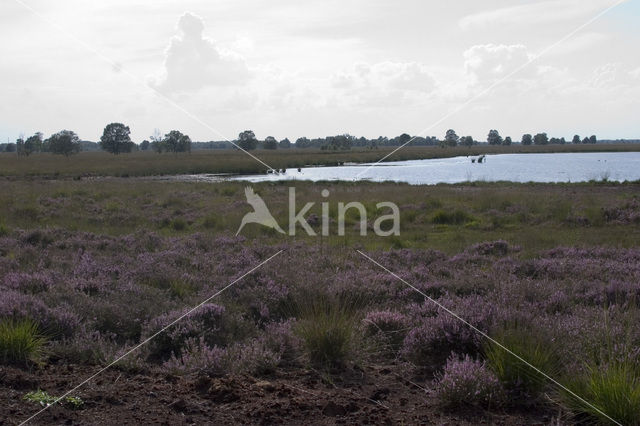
(236, 187, 286, 235)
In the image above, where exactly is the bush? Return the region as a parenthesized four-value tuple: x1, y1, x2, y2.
(163, 337, 228, 375)
(484, 326, 562, 398)
(294, 295, 357, 368)
(0, 319, 46, 365)
(561, 361, 640, 425)
(363, 310, 409, 353)
(402, 313, 483, 368)
(434, 354, 506, 409)
(145, 304, 228, 362)
(432, 209, 474, 225)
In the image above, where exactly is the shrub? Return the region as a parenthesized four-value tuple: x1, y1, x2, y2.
(0, 219, 8, 237)
(484, 326, 562, 398)
(432, 209, 474, 225)
(434, 354, 506, 409)
(0, 319, 47, 365)
(402, 313, 483, 368)
(163, 337, 228, 375)
(294, 295, 358, 368)
(561, 362, 640, 426)
(363, 310, 409, 352)
(145, 304, 228, 362)
(261, 320, 302, 365)
(232, 338, 281, 375)
(170, 218, 188, 231)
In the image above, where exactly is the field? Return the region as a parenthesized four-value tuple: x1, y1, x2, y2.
(2, 143, 640, 178)
(2, 177, 640, 424)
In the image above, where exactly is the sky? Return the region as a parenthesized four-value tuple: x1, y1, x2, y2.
(1, 0, 639, 143)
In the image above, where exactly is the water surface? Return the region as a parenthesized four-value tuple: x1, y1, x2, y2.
(176, 152, 640, 185)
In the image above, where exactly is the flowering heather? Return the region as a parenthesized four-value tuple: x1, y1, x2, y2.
(163, 337, 228, 376)
(434, 354, 506, 409)
(0, 226, 639, 419)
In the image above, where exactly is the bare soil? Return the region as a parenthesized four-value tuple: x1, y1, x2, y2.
(1, 363, 559, 425)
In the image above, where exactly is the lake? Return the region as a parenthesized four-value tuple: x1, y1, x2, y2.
(175, 152, 640, 185)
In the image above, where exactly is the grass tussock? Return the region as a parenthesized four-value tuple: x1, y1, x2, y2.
(0, 319, 47, 365)
(293, 293, 360, 368)
(484, 325, 562, 398)
(561, 362, 640, 426)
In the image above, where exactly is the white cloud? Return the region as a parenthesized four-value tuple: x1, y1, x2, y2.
(151, 12, 250, 93)
(330, 61, 436, 107)
(590, 63, 640, 88)
(463, 44, 537, 84)
(459, 0, 612, 30)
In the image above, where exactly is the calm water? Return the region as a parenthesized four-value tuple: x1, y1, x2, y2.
(179, 152, 640, 185)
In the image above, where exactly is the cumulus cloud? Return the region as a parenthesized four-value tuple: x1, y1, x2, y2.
(152, 12, 250, 93)
(463, 44, 537, 84)
(330, 61, 436, 106)
(590, 63, 640, 88)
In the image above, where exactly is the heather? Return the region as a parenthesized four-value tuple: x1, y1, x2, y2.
(1, 222, 639, 422)
(2, 180, 640, 423)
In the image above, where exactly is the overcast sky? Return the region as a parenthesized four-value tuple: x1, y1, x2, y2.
(1, 0, 639, 143)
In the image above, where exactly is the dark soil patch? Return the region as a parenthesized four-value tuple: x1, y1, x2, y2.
(1, 363, 558, 425)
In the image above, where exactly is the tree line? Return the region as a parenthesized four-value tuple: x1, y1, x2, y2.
(0, 123, 599, 155)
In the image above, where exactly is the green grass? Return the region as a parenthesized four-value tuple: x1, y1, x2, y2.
(1, 143, 639, 178)
(561, 362, 640, 425)
(1, 179, 640, 254)
(0, 319, 47, 365)
(484, 325, 563, 398)
(293, 293, 360, 368)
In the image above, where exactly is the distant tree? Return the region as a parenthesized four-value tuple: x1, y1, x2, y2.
(47, 130, 81, 156)
(263, 136, 278, 150)
(521, 134, 533, 146)
(15, 136, 25, 155)
(5, 143, 16, 153)
(582, 137, 590, 144)
(150, 129, 165, 153)
(487, 129, 503, 145)
(550, 137, 560, 145)
(100, 123, 134, 154)
(572, 134, 581, 144)
(589, 135, 597, 144)
(504, 136, 512, 146)
(460, 136, 474, 147)
(163, 130, 191, 153)
(279, 138, 291, 149)
(398, 133, 412, 146)
(560, 137, 566, 145)
(534, 133, 549, 145)
(295, 137, 311, 148)
(444, 129, 459, 147)
(24, 133, 43, 155)
(238, 130, 258, 151)
(140, 140, 150, 151)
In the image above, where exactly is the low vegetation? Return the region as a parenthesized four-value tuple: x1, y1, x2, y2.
(1, 178, 639, 423)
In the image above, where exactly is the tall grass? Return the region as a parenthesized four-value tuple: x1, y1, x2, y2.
(561, 363, 640, 425)
(293, 293, 360, 368)
(558, 307, 640, 425)
(0, 319, 47, 365)
(484, 325, 563, 398)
